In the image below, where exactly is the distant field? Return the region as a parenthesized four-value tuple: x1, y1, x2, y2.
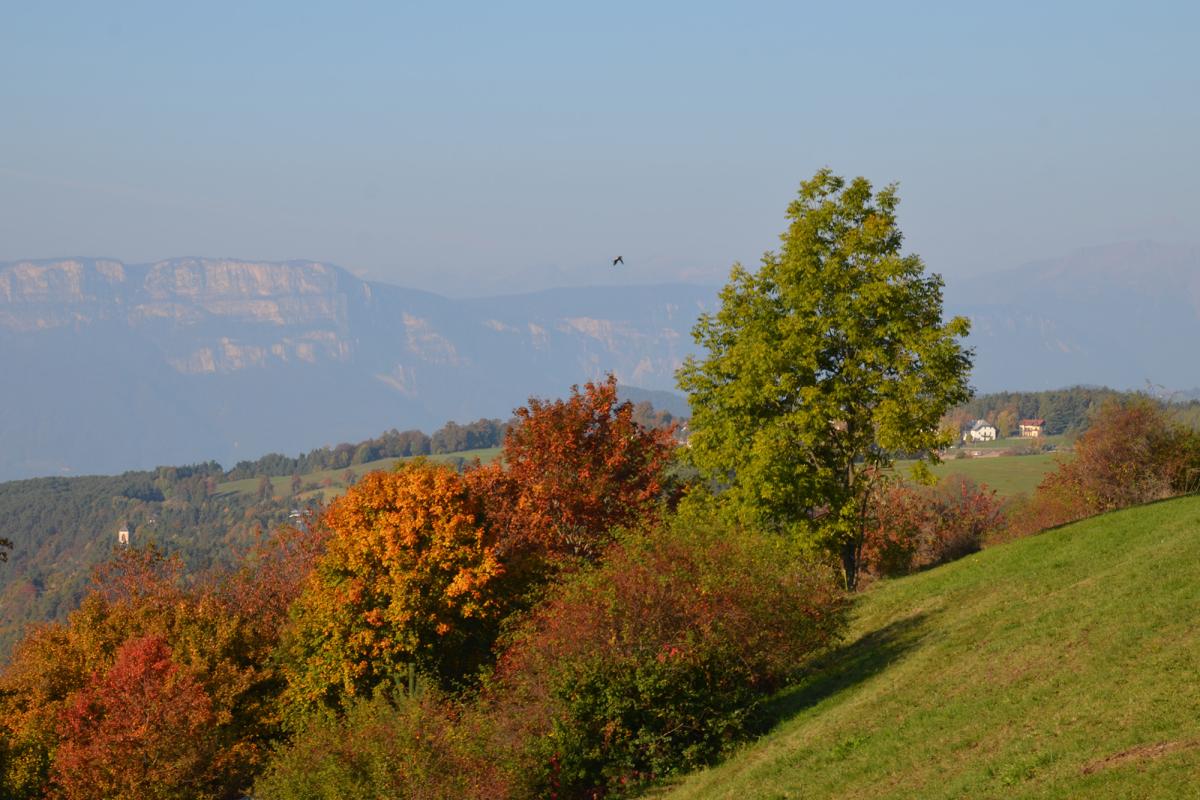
(898, 452, 1064, 497)
(957, 434, 1070, 452)
(214, 447, 503, 501)
(658, 496, 1200, 800)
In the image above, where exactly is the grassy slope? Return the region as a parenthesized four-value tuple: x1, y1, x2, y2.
(658, 496, 1200, 799)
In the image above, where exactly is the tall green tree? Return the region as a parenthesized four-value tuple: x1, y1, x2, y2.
(677, 169, 972, 589)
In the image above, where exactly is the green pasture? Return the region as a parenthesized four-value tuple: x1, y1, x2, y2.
(902, 452, 1064, 497)
(656, 495, 1200, 799)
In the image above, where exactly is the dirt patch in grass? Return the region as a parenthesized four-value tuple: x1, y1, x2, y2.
(1081, 739, 1200, 775)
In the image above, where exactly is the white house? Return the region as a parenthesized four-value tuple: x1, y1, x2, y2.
(966, 419, 997, 442)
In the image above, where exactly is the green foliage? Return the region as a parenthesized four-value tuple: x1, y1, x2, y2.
(224, 418, 509, 481)
(953, 387, 1136, 436)
(0, 468, 298, 661)
(254, 691, 505, 800)
(678, 169, 972, 588)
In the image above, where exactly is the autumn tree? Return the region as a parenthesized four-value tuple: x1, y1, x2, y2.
(279, 462, 507, 722)
(469, 375, 677, 563)
(1012, 399, 1200, 537)
(677, 170, 973, 589)
(995, 406, 1018, 439)
(0, 532, 324, 800)
(52, 636, 215, 800)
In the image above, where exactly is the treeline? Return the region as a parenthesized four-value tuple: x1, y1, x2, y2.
(224, 418, 510, 481)
(949, 386, 1200, 437)
(951, 386, 1134, 435)
(223, 401, 684, 482)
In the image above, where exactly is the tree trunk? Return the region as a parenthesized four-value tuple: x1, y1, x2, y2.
(840, 540, 859, 592)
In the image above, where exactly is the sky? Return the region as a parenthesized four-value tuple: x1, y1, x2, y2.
(2, 1, 1197, 296)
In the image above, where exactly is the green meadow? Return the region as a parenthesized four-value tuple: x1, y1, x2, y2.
(656, 496, 1200, 799)
(903, 452, 1063, 497)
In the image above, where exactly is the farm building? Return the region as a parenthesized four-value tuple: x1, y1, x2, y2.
(1019, 418, 1046, 438)
(966, 419, 998, 442)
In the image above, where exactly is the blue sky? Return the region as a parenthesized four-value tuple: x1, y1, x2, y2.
(2, 1, 1197, 294)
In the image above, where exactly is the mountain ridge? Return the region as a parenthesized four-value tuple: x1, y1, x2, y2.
(0, 256, 713, 480)
(3, 241, 1199, 480)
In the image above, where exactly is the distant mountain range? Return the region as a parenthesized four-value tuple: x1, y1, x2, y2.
(0, 257, 713, 480)
(947, 241, 1200, 394)
(1, 241, 1197, 480)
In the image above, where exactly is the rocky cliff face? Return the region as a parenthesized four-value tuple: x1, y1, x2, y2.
(0, 258, 714, 479)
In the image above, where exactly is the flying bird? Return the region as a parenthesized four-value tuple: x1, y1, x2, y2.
(612, 256, 624, 266)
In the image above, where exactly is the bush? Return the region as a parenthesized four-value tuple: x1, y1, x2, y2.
(483, 516, 847, 798)
(254, 690, 508, 800)
(1007, 399, 1200, 539)
(862, 476, 1004, 579)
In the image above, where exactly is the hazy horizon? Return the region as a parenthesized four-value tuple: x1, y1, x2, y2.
(4, 3, 1198, 296)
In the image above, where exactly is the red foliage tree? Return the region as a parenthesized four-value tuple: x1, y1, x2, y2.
(468, 375, 677, 562)
(0, 527, 326, 800)
(52, 636, 215, 800)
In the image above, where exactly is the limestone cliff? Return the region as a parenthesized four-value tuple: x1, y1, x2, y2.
(0, 257, 714, 479)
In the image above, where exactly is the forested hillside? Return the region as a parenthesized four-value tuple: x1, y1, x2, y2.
(949, 386, 1200, 436)
(0, 401, 681, 663)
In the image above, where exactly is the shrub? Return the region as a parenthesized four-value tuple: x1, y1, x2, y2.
(254, 691, 508, 800)
(483, 517, 847, 798)
(1008, 399, 1200, 538)
(862, 476, 1004, 579)
(0, 529, 324, 800)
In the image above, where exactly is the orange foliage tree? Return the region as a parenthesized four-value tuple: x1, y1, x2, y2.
(469, 375, 677, 562)
(279, 462, 507, 721)
(53, 636, 214, 800)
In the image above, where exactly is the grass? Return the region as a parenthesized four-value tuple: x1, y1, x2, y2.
(957, 434, 1070, 452)
(909, 452, 1063, 497)
(213, 447, 503, 501)
(653, 495, 1200, 799)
